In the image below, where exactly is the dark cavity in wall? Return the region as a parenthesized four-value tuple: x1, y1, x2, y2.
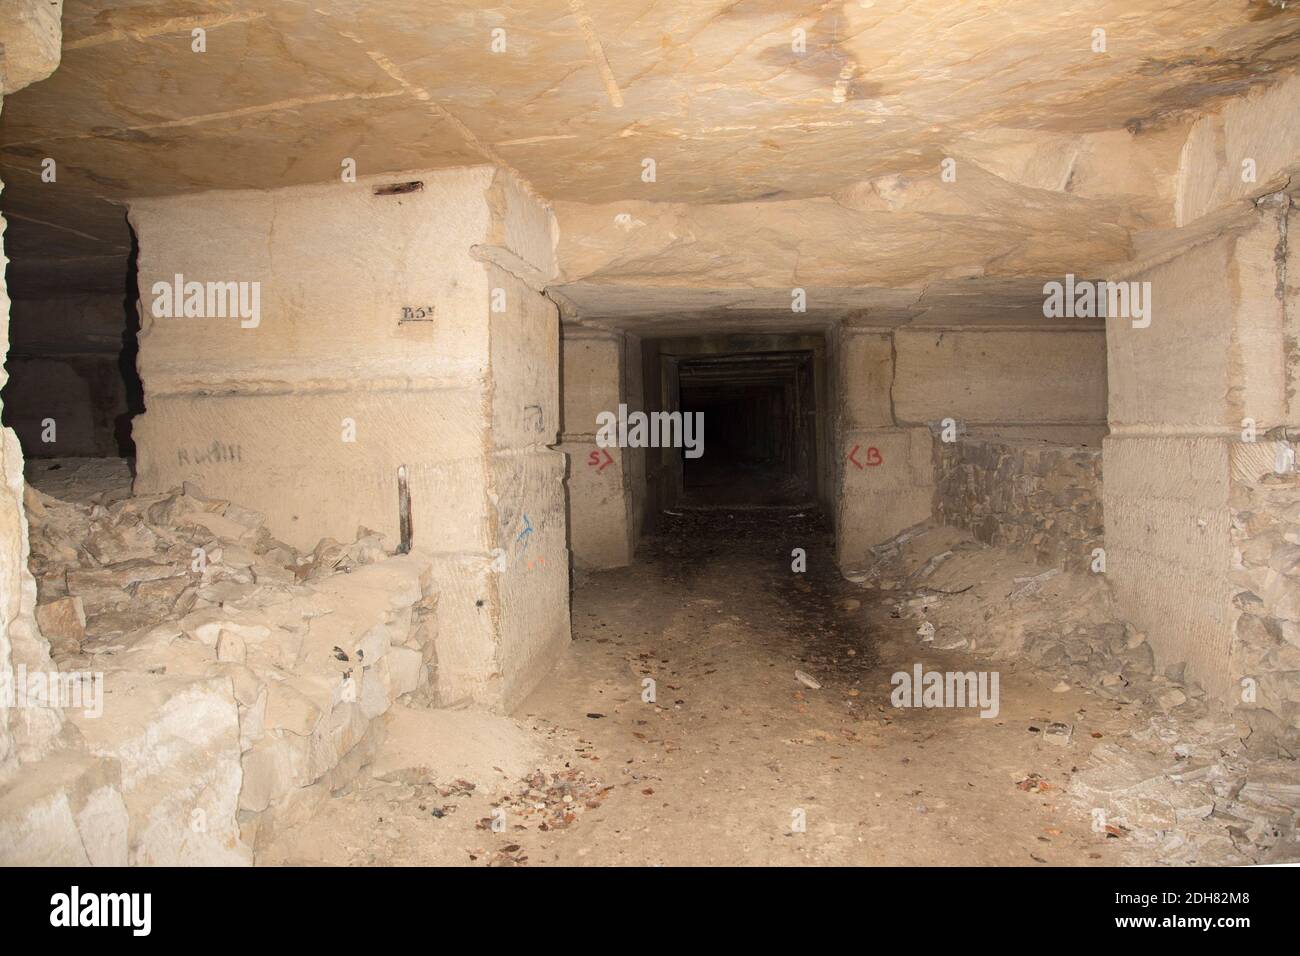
(676, 350, 817, 508)
(1, 213, 144, 461)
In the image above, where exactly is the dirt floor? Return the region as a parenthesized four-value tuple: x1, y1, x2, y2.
(263, 508, 1146, 866)
(679, 459, 813, 508)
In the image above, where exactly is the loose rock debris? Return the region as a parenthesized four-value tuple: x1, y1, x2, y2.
(11, 474, 1297, 867)
(26, 480, 393, 654)
(849, 519, 1300, 866)
(480, 769, 613, 837)
(794, 669, 822, 690)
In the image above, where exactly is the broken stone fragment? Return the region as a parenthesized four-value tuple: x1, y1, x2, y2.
(180, 509, 261, 543)
(353, 622, 393, 666)
(387, 645, 423, 697)
(35, 595, 86, 643)
(183, 610, 272, 648)
(239, 734, 307, 813)
(216, 629, 248, 664)
(1042, 721, 1073, 746)
(210, 543, 258, 568)
(359, 656, 394, 719)
(251, 562, 296, 586)
(84, 518, 160, 564)
(0, 751, 128, 866)
(794, 669, 821, 689)
(1155, 687, 1188, 711)
(187, 584, 239, 608)
(264, 679, 325, 737)
(68, 673, 250, 866)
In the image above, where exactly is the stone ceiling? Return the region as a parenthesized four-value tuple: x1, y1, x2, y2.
(3, 0, 1300, 310)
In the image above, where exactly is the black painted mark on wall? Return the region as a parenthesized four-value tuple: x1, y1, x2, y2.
(399, 305, 436, 324)
(178, 441, 241, 466)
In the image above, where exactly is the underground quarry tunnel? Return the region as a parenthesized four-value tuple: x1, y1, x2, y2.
(0, 0, 1299, 881)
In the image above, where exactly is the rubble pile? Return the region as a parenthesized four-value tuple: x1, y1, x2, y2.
(847, 521, 1119, 662)
(857, 521, 1215, 712)
(1228, 441, 1300, 756)
(849, 519, 1300, 865)
(25, 481, 391, 655)
(1071, 714, 1300, 864)
(4, 481, 440, 864)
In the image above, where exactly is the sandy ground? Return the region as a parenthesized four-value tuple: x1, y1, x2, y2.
(262, 508, 1148, 866)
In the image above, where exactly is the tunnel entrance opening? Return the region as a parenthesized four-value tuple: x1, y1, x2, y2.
(0, 212, 144, 463)
(677, 350, 816, 509)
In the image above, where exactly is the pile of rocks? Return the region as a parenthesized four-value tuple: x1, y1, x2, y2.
(1228, 440, 1300, 756)
(851, 519, 1299, 865)
(25, 481, 390, 656)
(1071, 713, 1300, 864)
(849, 521, 1119, 661)
(3, 482, 440, 864)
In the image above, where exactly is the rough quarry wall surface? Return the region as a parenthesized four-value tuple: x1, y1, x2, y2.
(559, 329, 635, 570)
(0, 0, 65, 786)
(0, 211, 64, 782)
(935, 437, 1103, 573)
(833, 325, 931, 565)
(129, 167, 497, 552)
(1177, 73, 1300, 228)
(0, 0, 116, 861)
(2, 475, 440, 864)
(1105, 436, 1238, 700)
(835, 323, 1106, 569)
(129, 165, 568, 713)
(1106, 195, 1296, 706)
(1229, 440, 1300, 754)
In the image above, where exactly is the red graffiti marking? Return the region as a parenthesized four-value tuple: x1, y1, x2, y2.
(848, 445, 883, 469)
(587, 448, 615, 472)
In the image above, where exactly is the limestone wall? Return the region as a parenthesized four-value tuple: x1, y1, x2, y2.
(559, 328, 637, 570)
(128, 166, 568, 712)
(935, 437, 1103, 572)
(834, 322, 1106, 568)
(1104, 199, 1295, 703)
(894, 328, 1107, 429)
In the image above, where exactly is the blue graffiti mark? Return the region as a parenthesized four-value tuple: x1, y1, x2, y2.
(516, 514, 534, 544)
(511, 514, 534, 567)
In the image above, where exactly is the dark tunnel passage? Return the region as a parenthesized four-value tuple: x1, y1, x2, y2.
(677, 350, 817, 508)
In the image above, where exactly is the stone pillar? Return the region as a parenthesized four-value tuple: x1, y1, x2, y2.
(833, 325, 934, 569)
(1104, 197, 1297, 711)
(558, 327, 636, 569)
(128, 166, 569, 712)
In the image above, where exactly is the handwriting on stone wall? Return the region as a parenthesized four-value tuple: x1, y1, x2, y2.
(399, 305, 436, 323)
(178, 441, 241, 466)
